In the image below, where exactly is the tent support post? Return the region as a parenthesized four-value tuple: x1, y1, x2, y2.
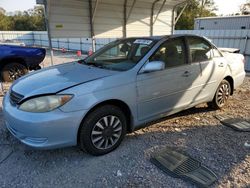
(175, 3, 188, 25)
(153, 0, 166, 25)
(88, 0, 95, 52)
(92, 0, 99, 23)
(127, 0, 137, 20)
(123, 0, 127, 38)
(171, 7, 175, 34)
(44, 0, 54, 65)
(150, 0, 159, 36)
(172, 2, 188, 34)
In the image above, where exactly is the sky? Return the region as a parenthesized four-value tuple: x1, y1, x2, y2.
(0, 0, 36, 12)
(214, 0, 246, 15)
(0, 0, 248, 15)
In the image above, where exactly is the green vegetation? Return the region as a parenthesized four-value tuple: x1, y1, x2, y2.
(0, 6, 45, 31)
(240, 0, 250, 15)
(175, 0, 217, 30)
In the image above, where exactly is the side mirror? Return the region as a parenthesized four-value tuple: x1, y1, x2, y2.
(140, 61, 165, 73)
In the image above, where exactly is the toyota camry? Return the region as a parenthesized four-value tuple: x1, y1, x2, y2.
(3, 35, 246, 155)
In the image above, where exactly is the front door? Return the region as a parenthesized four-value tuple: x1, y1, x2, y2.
(136, 37, 202, 121)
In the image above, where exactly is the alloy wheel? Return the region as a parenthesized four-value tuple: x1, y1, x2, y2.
(8, 66, 25, 81)
(91, 115, 123, 150)
(216, 82, 230, 106)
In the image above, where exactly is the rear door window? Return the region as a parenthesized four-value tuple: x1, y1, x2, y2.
(187, 37, 213, 63)
(212, 48, 223, 58)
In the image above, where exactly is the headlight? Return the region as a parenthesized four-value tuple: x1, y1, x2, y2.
(19, 95, 73, 113)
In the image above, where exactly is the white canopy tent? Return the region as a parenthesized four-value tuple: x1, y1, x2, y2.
(37, 0, 187, 63)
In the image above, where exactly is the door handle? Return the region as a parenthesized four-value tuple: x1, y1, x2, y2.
(218, 62, 224, 67)
(182, 71, 191, 77)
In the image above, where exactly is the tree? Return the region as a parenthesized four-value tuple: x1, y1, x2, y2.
(240, 0, 250, 15)
(0, 6, 45, 31)
(175, 0, 217, 30)
(0, 7, 6, 15)
(0, 13, 14, 30)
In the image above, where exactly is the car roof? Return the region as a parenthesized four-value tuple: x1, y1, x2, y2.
(125, 34, 205, 41)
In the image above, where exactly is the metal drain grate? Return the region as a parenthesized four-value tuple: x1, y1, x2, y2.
(151, 148, 217, 187)
(215, 115, 250, 132)
(174, 157, 200, 175)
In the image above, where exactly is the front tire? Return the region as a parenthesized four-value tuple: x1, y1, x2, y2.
(1, 62, 28, 82)
(79, 105, 127, 156)
(209, 80, 231, 109)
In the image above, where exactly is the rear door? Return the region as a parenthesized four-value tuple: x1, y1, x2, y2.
(136, 37, 202, 121)
(186, 37, 225, 102)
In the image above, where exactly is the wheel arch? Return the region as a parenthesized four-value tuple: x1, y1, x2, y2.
(0, 57, 27, 70)
(223, 76, 234, 95)
(77, 99, 133, 145)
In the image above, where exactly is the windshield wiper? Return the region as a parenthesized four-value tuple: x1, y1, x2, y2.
(78, 60, 117, 70)
(78, 60, 100, 67)
(85, 62, 106, 69)
(77, 59, 87, 64)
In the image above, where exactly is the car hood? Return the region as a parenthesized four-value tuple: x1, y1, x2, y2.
(11, 62, 117, 97)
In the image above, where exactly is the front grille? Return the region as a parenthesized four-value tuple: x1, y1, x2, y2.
(10, 90, 24, 105)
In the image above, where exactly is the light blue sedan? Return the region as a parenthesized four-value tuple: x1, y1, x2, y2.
(3, 35, 246, 155)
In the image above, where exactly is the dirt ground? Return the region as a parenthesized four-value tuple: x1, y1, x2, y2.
(0, 52, 249, 187)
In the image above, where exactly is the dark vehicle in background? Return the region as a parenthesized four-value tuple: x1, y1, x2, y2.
(0, 44, 46, 82)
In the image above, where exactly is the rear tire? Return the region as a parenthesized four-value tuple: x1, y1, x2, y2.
(209, 80, 231, 109)
(1, 62, 28, 82)
(78, 105, 127, 156)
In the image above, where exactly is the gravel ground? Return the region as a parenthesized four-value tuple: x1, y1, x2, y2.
(0, 52, 249, 187)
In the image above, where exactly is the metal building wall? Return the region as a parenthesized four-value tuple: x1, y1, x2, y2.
(194, 16, 250, 30)
(47, 0, 186, 38)
(175, 29, 250, 71)
(48, 0, 91, 38)
(125, 0, 173, 37)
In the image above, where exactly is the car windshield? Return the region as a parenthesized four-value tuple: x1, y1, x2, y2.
(80, 38, 156, 71)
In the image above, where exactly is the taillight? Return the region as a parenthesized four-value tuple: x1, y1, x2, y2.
(242, 57, 246, 67)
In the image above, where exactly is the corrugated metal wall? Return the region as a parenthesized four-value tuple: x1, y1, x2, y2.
(0, 31, 116, 51)
(47, 0, 185, 38)
(48, 0, 91, 38)
(0, 31, 34, 46)
(175, 30, 250, 71)
(125, 0, 174, 37)
(194, 16, 250, 30)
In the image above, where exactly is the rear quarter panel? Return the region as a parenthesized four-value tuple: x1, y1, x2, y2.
(222, 52, 246, 89)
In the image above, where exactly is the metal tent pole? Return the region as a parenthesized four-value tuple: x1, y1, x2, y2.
(150, 0, 159, 36)
(123, 0, 137, 38)
(123, 0, 127, 38)
(172, 2, 188, 34)
(89, 0, 96, 52)
(153, 0, 166, 25)
(43, 0, 54, 65)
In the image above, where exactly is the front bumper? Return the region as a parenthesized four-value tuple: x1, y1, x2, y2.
(3, 92, 87, 149)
